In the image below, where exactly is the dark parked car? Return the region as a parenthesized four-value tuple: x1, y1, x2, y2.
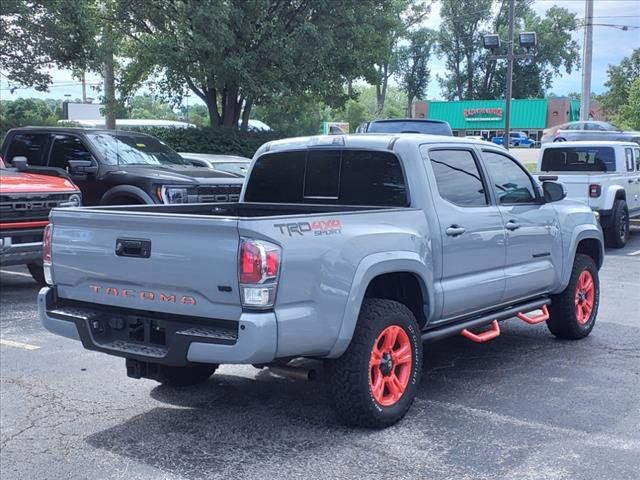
(356, 118, 453, 136)
(541, 121, 640, 144)
(0, 128, 243, 206)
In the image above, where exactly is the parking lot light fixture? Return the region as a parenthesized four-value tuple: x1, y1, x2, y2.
(519, 31, 537, 50)
(482, 34, 501, 50)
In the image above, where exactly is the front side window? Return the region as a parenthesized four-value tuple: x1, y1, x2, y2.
(565, 122, 582, 131)
(585, 122, 605, 131)
(5, 133, 49, 166)
(427, 149, 488, 207)
(49, 135, 93, 169)
(482, 151, 536, 204)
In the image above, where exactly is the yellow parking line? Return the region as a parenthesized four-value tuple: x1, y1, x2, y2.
(0, 339, 40, 350)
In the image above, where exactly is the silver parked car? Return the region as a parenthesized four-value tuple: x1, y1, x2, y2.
(541, 121, 640, 144)
(179, 152, 251, 177)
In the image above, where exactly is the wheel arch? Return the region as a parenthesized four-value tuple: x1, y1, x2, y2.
(100, 185, 155, 205)
(326, 251, 434, 358)
(559, 228, 604, 292)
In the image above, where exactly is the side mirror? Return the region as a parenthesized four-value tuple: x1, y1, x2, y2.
(542, 181, 566, 203)
(68, 159, 98, 175)
(12, 156, 28, 171)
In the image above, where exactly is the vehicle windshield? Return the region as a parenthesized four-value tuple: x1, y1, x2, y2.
(367, 121, 452, 136)
(540, 146, 616, 172)
(86, 132, 190, 166)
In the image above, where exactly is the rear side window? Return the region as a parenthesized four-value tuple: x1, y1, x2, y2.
(244, 150, 408, 206)
(4, 133, 49, 166)
(625, 148, 634, 172)
(635, 148, 640, 171)
(540, 147, 616, 172)
(428, 150, 488, 207)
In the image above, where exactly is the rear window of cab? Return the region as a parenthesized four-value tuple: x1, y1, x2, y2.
(244, 149, 409, 206)
(540, 146, 616, 172)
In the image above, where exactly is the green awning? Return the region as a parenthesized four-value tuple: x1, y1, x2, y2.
(427, 99, 548, 130)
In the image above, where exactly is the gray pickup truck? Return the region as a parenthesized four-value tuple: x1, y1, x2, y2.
(39, 134, 604, 428)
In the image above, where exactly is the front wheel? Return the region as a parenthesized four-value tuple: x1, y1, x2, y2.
(324, 298, 422, 428)
(604, 199, 629, 248)
(27, 263, 45, 285)
(547, 254, 599, 340)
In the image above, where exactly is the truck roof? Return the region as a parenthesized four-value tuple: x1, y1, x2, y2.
(263, 133, 491, 152)
(6, 126, 149, 136)
(542, 140, 639, 149)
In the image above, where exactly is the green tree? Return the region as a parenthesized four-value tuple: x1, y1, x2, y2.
(614, 77, 640, 130)
(128, 94, 178, 120)
(599, 49, 640, 118)
(117, 0, 403, 130)
(0, 0, 99, 91)
(437, 1, 580, 100)
(0, 98, 58, 134)
(396, 28, 435, 115)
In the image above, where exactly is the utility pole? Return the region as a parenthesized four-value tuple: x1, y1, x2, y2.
(81, 72, 87, 103)
(580, 0, 594, 121)
(102, 0, 116, 129)
(503, 0, 515, 151)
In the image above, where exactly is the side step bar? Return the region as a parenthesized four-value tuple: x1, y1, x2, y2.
(421, 298, 551, 342)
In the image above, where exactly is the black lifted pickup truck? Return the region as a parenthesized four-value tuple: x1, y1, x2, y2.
(0, 127, 243, 206)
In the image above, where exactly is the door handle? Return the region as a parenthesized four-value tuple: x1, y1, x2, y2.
(445, 225, 466, 237)
(505, 220, 520, 231)
(629, 179, 635, 184)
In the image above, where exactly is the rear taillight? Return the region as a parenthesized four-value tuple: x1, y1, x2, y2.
(589, 184, 601, 198)
(239, 238, 281, 309)
(42, 223, 53, 285)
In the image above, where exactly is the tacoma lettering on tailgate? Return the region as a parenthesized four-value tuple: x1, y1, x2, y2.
(89, 285, 197, 305)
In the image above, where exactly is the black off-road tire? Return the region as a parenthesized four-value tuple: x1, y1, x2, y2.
(547, 254, 599, 340)
(27, 263, 46, 285)
(324, 298, 422, 428)
(604, 199, 629, 248)
(155, 364, 218, 386)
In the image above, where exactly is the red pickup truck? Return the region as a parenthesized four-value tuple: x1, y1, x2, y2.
(0, 156, 81, 283)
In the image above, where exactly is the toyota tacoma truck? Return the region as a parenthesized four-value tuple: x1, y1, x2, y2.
(0, 155, 81, 283)
(537, 141, 640, 248)
(39, 134, 604, 428)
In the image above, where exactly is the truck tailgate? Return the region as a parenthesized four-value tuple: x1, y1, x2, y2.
(49, 208, 242, 320)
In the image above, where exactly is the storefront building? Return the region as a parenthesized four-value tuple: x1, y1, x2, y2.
(413, 98, 601, 141)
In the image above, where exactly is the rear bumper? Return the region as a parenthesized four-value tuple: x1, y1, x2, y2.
(38, 287, 277, 365)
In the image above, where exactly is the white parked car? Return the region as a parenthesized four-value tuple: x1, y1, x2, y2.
(537, 141, 640, 247)
(179, 153, 250, 177)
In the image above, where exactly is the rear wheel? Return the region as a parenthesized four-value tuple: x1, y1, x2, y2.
(553, 137, 566, 142)
(325, 298, 422, 428)
(547, 254, 599, 339)
(604, 199, 629, 248)
(155, 364, 218, 386)
(27, 263, 45, 285)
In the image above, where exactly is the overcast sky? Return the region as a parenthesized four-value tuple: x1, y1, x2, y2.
(1, 0, 638, 105)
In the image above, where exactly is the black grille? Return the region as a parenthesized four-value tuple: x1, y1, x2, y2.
(196, 184, 241, 203)
(0, 193, 73, 222)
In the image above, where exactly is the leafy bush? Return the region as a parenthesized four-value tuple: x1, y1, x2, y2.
(129, 127, 283, 158)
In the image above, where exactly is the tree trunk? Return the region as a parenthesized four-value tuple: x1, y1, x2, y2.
(222, 86, 239, 128)
(240, 98, 253, 131)
(204, 88, 220, 127)
(102, 13, 116, 130)
(406, 96, 413, 118)
(465, 51, 474, 99)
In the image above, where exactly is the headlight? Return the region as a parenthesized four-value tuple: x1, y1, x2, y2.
(158, 185, 192, 204)
(60, 193, 82, 207)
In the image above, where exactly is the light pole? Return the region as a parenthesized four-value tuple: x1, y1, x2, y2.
(482, 0, 536, 150)
(580, 0, 594, 121)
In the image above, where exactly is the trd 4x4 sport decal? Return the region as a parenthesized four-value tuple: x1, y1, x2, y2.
(274, 219, 342, 237)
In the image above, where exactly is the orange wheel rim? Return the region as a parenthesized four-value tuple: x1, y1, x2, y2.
(369, 325, 412, 407)
(574, 270, 595, 325)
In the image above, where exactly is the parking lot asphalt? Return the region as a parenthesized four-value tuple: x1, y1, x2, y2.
(1, 230, 639, 480)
